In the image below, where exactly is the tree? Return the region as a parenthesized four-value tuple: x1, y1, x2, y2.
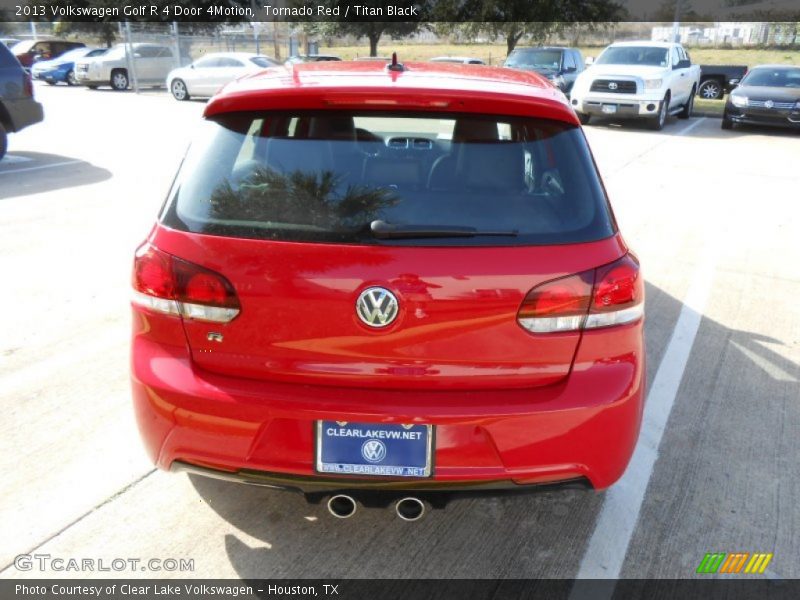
(291, 1, 430, 57)
(432, 0, 626, 55)
(44, 0, 245, 47)
(323, 21, 424, 57)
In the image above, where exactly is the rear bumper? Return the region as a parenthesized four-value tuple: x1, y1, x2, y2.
(132, 320, 645, 492)
(3, 97, 44, 132)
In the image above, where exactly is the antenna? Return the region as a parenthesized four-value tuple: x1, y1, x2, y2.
(387, 52, 405, 72)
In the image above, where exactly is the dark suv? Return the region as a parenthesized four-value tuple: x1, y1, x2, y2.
(12, 39, 86, 69)
(504, 47, 585, 94)
(0, 42, 44, 160)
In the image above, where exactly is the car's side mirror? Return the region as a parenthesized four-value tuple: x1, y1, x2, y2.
(585, 57, 594, 67)
(564, 66, 577, 73)
(674, 59, 691, 70)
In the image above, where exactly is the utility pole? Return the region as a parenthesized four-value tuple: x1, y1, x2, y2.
(672, 0, 682, 43)
(124, 21, 140, 94)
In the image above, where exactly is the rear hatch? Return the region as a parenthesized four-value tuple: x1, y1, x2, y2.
(154, 111, 621, 390)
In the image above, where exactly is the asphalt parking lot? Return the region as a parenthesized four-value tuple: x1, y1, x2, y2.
(0, 83, 798, 580)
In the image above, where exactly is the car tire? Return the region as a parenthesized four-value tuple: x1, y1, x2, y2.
(0, 122, 7, 161)
(649, 94, 669, 130)
(698, 79, 723, 100)
(577, 112, 591, 125)
(721, 110, 733, 130)
(678, 88, 695, 119)
(171, 78, 190, 101)
(66, 70, 77, 86)
(110, 69, 129, 91)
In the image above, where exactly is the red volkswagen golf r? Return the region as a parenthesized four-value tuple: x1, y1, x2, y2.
(131, 59, 644, 520)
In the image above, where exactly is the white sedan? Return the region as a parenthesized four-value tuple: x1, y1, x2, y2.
(167, 52, 280, 101)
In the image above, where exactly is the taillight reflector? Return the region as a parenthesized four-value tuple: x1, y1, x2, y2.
(132, 243, 240, 323)
(517, 254, 643, 334)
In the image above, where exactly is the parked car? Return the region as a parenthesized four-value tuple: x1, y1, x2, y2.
(75, 43, 175, 90)
(570, 41, 701, 130)
(167, 52, 280, 101)
(430, 56, 486, 65)
(503, 46, 584, 93)
(130, 60, 645, 518)
(12, 39, 85, 69)
(0, 41, 43, 160)
(285, 54, 341, 65)
(31, 47, 107, 86)
(722, 65, 800, 131)
(698, 65, 748, 100)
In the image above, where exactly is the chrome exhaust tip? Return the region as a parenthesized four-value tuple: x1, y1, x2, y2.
(327, 494, 357, 519)
(395, 497, 425, 521)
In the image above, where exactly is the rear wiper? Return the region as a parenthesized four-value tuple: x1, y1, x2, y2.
(369, 220, 518, 240)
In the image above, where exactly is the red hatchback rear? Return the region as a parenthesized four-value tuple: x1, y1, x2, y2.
(131, 60, 644, 513)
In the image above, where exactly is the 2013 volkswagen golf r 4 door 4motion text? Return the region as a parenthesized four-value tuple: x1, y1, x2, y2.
(130, 59, 645, 516)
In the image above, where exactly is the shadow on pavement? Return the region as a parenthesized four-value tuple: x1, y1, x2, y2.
(186, 280, 799, 579)
(0, 152, 112, 199)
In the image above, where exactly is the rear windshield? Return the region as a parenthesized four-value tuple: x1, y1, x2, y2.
(596, 46, 668, 67)
(505, 49, 562, 70)
(161, 112, 614, 246)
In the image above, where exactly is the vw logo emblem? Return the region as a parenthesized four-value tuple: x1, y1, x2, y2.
(764, 100, 774, 109)
(356, 287, 399, 328)
(361, 439, 387, 463)
(608, 82, 618, 90)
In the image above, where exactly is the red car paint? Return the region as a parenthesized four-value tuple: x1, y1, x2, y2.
(131, 61, 645, 492)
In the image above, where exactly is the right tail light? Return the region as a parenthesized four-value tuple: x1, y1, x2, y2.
(517, 254, 643, 334)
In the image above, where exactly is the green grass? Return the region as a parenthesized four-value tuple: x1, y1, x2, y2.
(694, 98, 725, 117)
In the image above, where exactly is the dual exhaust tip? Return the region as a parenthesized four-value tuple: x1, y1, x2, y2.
(326, 494, 425, 521)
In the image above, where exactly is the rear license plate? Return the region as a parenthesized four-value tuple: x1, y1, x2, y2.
(316, 421, 432, 478)
(602, 104, 618, 114)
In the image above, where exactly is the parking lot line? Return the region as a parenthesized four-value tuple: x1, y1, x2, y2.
(0, 159, 84, 176)
(572, 240, 720, 586)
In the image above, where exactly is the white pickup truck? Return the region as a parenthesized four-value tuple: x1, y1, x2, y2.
(570, 41, 701, 130)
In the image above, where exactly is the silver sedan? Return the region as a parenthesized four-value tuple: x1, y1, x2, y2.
(166, 52, 280, 101)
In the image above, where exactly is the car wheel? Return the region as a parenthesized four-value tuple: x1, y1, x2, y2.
(698, 79, 723, 100)
(721, 110, 733, 130)
(0, 122, 7, 161)
(577, 112, 591, 125)
(66, 70, 77, 86)
(650, 94, 669, 130)
(171, 78, 190, 101)
(678, 88, 695, 119)
(110, 69, 129, 91)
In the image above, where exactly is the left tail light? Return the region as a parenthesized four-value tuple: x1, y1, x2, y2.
(132, 243, 240, 323)
(23, 71, 34, 97)
(517, 254, 643, 334)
